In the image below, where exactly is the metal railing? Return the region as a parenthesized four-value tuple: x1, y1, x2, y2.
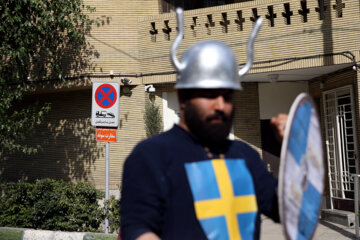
(352, 174, 360, 239)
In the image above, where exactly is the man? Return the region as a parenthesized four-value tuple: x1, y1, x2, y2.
(120, 9, 279, 240)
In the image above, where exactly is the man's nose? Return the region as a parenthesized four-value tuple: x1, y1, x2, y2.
(213, 95, 225, 111)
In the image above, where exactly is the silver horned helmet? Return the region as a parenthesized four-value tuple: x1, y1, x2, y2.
(171, 8, 262, 90)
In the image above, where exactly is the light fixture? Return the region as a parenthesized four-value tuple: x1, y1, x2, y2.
(122, 86, 131, 94)
(110, 70, 114, 76)
(145, 84, 156, 93)
(121, 78, 132, 84)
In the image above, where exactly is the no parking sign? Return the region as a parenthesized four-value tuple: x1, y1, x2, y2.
(91, 82, 120, 127)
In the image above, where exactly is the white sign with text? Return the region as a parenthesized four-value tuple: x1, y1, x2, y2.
(91, 82, 120, 127)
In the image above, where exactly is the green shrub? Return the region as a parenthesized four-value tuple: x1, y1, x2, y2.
(0, 179, 104, 232)
(104, 195, 121, 233)
(144, 99, 163, 138)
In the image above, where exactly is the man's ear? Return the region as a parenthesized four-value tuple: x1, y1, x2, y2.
(177, 90, 186, 110)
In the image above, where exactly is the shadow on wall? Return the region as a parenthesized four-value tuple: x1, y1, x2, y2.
(31, 14, 101, 86)
(0, 89, 102, 182)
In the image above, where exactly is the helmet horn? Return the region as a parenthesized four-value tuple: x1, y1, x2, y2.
(238, 18, 263, 78)
(171, 8, 262, 89)
(170, 8, 185, 72)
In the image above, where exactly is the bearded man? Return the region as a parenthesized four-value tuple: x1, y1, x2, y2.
(120, 9, 280, 240)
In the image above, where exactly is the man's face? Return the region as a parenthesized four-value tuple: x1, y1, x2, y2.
(182, 89, 234, 150)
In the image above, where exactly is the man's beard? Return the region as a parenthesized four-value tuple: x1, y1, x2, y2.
(184, 102, 234, 152)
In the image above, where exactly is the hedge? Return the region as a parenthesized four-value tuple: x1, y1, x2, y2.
(0, 179, 108, 232)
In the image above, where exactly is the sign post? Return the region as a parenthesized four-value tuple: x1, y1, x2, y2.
(105, 141, 110, 234)
(92, 81, 120, 234)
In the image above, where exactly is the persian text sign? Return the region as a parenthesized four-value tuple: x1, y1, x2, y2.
(96, 128, 117, 142)
(92, 82, 120, 127)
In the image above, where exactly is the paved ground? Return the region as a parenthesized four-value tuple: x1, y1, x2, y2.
(1, 217, 357, 240)
(261, 217, 357, 240)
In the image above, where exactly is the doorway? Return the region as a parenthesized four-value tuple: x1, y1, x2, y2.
(323, 86, 358, 210)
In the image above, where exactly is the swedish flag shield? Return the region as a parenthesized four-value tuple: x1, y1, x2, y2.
(185, 159, 258, 240)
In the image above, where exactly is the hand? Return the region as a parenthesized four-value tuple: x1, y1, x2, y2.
(136, 232, 161, 240)
(270, 114, 288, 142)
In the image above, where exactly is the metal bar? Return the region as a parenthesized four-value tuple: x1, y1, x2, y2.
(349, 87, 360, 183)
(105, 141, 110, 234)
(336, 109, 345, 198)
(330, 96, 340, 200)
(353, 174, 359, 240)
(323, 92, 335, 209)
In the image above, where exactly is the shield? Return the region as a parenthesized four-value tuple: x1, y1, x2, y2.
(278, 93, 324, 240)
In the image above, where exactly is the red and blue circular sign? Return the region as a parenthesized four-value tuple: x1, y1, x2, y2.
(95, 84, 117, 109)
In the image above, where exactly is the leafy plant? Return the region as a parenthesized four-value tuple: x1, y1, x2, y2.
(0, 0, 95, 154)
(104, 195, 121, 233)
(144, 99, 163, 138)
(0, 179, 104, 232)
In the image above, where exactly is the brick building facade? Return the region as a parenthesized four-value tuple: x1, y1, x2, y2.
(1, 0, 359, 211)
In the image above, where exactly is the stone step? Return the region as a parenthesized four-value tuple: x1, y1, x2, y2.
(321, 209, 355, 227)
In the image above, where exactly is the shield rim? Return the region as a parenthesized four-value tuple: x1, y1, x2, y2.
(278, 92, 323, 240)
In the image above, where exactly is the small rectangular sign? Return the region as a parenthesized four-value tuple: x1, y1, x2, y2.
(92, 81, 120, 127)
(96, 128, 117, 142)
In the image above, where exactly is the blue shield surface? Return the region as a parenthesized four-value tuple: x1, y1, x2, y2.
(278, 93, 324, 240)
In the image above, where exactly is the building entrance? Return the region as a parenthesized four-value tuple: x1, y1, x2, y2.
(323, 86, 358, 211)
